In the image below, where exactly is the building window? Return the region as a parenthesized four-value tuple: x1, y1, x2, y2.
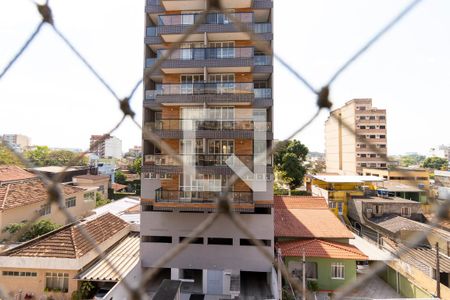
(207, 237, 233, 245)
(331, 263, 345, 279)
(329, 201, 336, 209)
(143, 172, 156, 179)
(291, 262, 318, 280)
(401, 207, 411, 217)
(65, 197, 76, 208)
(240, 239, 271, 247)
(45, 272, 69, 292)
(83, 192, 95, 201)
(142, 236, 172, 243)
(39, 203, 51, 216)
(374, 205, 383, 215)
(179, 237, 204, 244)
(160, 173, 173, 180)
(2, 271, 37, 277)
(379, 116, 386, 120)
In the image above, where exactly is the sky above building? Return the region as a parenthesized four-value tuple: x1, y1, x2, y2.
(0, 0, 449, 155)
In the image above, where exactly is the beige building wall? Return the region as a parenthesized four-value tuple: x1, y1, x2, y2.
(73, 177, 109, 198)
(0, 190, 96, 240)
(325, 99, 387, 175)
(363, 168, 430, 191)
(0, 268, 78, 298)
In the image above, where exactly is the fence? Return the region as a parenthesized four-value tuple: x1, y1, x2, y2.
(0, 0, 447, 299)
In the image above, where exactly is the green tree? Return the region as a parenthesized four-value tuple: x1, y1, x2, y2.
(19, 220, 60, 242)
(115, 170, 127, 184)
(274, 140, 309, 191)
(24, 146, 51, 166)
(399, 154, 426, 167)
(422, 156, 449, 170)
(129, 157, 142, 174)
(96, 192, 111, 207)
(0, 143, 24, 166)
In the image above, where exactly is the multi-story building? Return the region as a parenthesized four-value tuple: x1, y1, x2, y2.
(1, 134, 30, 151)
(90, 134, 123, 159)
(141, 0, 274, 298)
(325, 99, 388, 175)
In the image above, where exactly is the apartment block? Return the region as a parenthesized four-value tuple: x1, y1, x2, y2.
(325, 99, 388, 175)
(1, 134, 30, 151)
(141, 0, 274, 298)
(90, 134, 123, 159)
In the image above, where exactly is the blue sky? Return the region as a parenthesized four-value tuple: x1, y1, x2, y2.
(0, 0, 449, 155)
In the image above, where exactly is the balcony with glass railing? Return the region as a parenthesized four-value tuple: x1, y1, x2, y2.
(158, 12, 253, 26)
(144, 83, 272, 101)
(155, 187, 253, 205)
(156, 47, 254, 60)
(144, 119, 272, 131)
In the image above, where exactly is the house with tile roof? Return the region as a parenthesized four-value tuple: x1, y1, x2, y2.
(274, 196, 367, 294)
(0, 213, 130, 298)
(0, 166, 97, 241)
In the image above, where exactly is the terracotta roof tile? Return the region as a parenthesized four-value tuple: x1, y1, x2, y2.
(112, 183, 127, 192)
(3, 213, 129, 258)
(0, 165, 36, 183)
(278, 239, 367, 260)
(274, 196, 353, 239)
(0, 179, 84, 211)
(274, 195, 328, 209)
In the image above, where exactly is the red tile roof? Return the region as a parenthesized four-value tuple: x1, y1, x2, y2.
(112, 183, 127, 192)
(274, 196, 353, 239)
(0, 178, 83, 211)
(274, 195, 328, 209)
(0, 165, 37, 183)
(278, 239, 367, 260)
(3, 213, 129, 258)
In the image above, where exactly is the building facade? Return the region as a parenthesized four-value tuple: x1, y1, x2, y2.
(1, 134, 30, 151)
(90, 134, 123, 159)
(325, 99, 388, 175)
(141, 0, 274, 298)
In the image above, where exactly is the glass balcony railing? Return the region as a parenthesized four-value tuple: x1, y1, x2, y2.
(145, 85, 272, 100)
(157, 47, 254, 60)
(158, 12, 253, 26)
(145, 120, 272, 131)
(254, 55, 271, 65)
(155, 188, 253, 204)
(144, 154, 259, 167)
(152, 82, 254, 96)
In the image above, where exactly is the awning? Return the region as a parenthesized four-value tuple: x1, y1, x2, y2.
(78, 232, 139, 282)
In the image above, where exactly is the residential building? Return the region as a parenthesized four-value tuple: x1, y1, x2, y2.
(127, 145, 142, 157)
(90, 134, 123, 159)
(375, 180, 427, 203)
(325, 99, 388, 175)
(274, 196, 367, 294)
(73, 174, 110, 198)
(363, 167, 430, 195)
(0, 213, 133, 298)
(308, 174, 384, 219)
(435, 170, 450, 201)
(141, 0, 274, 298)
(1, 134, 30, 151)
(429, 145, 450, 161)
(0, 166, 97, 241)
(29, 165, 97, 183)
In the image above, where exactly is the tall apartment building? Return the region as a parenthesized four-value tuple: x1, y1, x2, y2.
(141, 0, 274, 297)
(325, 99, 388, 175)
(90, 134, 122, 159)
(1, 134, 30, 151)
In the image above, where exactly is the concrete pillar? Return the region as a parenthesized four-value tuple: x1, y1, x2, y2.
(202, 269, 208, 294)
(171, 268, 180, 280)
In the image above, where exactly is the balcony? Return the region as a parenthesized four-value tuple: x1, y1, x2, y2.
(144, 154, 256, 167)
(155, 188, 253, 208)
(146, 0, 272, 13)
(144, 82, 272, 106)
(145, 13, 272, 44)
(143, 119, 272, 139)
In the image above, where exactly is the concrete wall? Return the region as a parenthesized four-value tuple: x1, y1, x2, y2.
(73, 177, 108, 198)
(0, 190, 96, 240)
(103, 261, 142, 300)
(140, 211, 273, 272)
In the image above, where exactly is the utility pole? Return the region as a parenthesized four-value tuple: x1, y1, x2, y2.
(303, 249, 306, 300)
(436, 242, 441, 299)
(277, 248, 283, 300)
